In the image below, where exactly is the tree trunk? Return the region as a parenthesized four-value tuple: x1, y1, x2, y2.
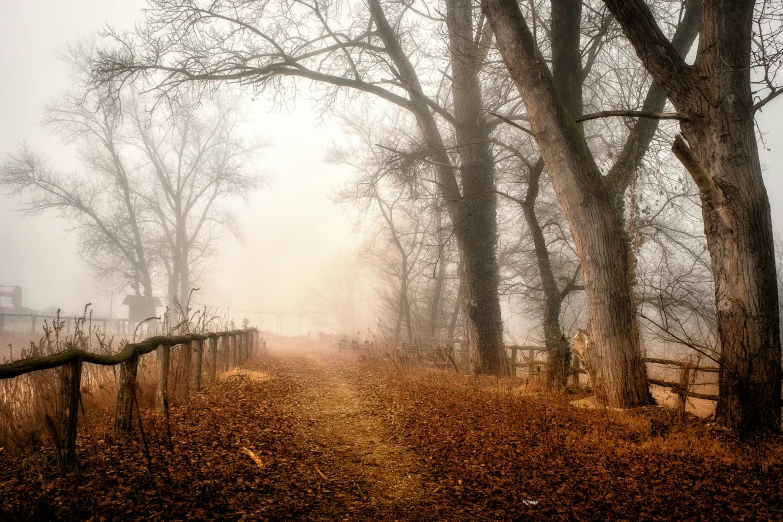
(447, 0, 505, 375)
(482, 0, 652, 406)
(603, 0, 782, 431)
(519, 158, 572, 389)
(429, 206, 447, 339)
(369, 0, 505, 375)
(180, 243, 190, 313)
(394, 257, 407, 346)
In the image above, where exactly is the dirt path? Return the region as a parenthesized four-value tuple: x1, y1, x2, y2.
(271, 345, 425, 508)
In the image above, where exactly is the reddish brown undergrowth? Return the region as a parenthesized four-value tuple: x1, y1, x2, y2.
(353, 361, 783, 521)
(1, 348, 782, 521)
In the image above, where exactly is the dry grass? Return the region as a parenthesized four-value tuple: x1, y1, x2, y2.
(0, 309, 243, 456)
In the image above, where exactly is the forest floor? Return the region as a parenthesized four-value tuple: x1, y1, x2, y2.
(2, 343, 783, 521)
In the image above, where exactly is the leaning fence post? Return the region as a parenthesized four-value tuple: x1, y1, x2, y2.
(193, 339, 203, 392)
(528, 348, 534, 379)
(676, 363, 693, 417)
(59, 357, 82, 466)
(156, 344, 170, 415)
(115, 352, 139, 434)
(182, 342, 192, 396)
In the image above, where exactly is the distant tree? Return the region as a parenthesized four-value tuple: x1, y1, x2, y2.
(0, 45, 261, 320)
(92, 0, 507, 375)
(125, 93, 261, 311)
(309, 251, 371, 335)
(0, 44, 159, 316)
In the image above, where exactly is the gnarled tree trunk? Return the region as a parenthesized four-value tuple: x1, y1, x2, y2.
(604, 0, 782, 431)
(483, 0, 652, 406)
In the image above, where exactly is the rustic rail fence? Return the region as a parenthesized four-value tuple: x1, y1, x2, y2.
(506, 345, 720, 410)
(361, 338, 719, 411)
(0, 327, 264, 466)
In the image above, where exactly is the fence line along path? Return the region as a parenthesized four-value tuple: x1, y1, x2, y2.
(0, 327, 263, 467)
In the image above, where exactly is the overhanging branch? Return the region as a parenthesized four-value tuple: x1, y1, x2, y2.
(576, 110, 689, 123)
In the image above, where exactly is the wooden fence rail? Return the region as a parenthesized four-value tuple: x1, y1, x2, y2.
(506, 345, 720, 408)
(643, 358, 720, 410)
(0, 327, 261, 467)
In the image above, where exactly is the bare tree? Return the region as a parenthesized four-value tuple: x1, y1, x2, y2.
(602, 0, 782, 431)
(92, 0, 508, 374)
(0, 44, 159, 317)
(1, 45, 261, 325)
(125, 93, 261, 312)
(481, 0, 700, 404)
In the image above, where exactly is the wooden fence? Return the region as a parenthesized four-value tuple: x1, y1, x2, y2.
(644, 357, 720, 413)
(0, 328, 263, 466)
(507, 345, 720, 411)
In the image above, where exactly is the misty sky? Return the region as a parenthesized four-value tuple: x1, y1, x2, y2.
(1, 1, 783, 335)
(0, 0, 363, 334)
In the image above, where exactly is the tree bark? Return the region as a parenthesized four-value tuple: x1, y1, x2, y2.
(603, 0, 782, 431)
(482, 0, 652, 406)
(429, 206, 447, 339)
(446, 0, 505, 374)
(368, 0, 505, 374)
(519, 159, 571, 389)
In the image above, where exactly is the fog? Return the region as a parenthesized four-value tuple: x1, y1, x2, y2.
(2, 0, 783, 343)
(0, 1, 368, 335)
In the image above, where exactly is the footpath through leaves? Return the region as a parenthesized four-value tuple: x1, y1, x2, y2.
(2, 344, 783, 520)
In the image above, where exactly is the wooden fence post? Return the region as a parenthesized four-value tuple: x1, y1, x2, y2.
(222, 336, 230, 372)
(115, 352, 139, 434)
(59, 358, 82, 466)
(31, 315, 37, 334)
(0, 314, 4, 333)
(511, 347, 518, 378)
(210, 337, 218, 383)
(156, 344, 170, 415)
(676, 363, 693, 417)
(193, 339, 203, 392)
(232, 335, 239, 367)
(181, 342, 192, 397)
